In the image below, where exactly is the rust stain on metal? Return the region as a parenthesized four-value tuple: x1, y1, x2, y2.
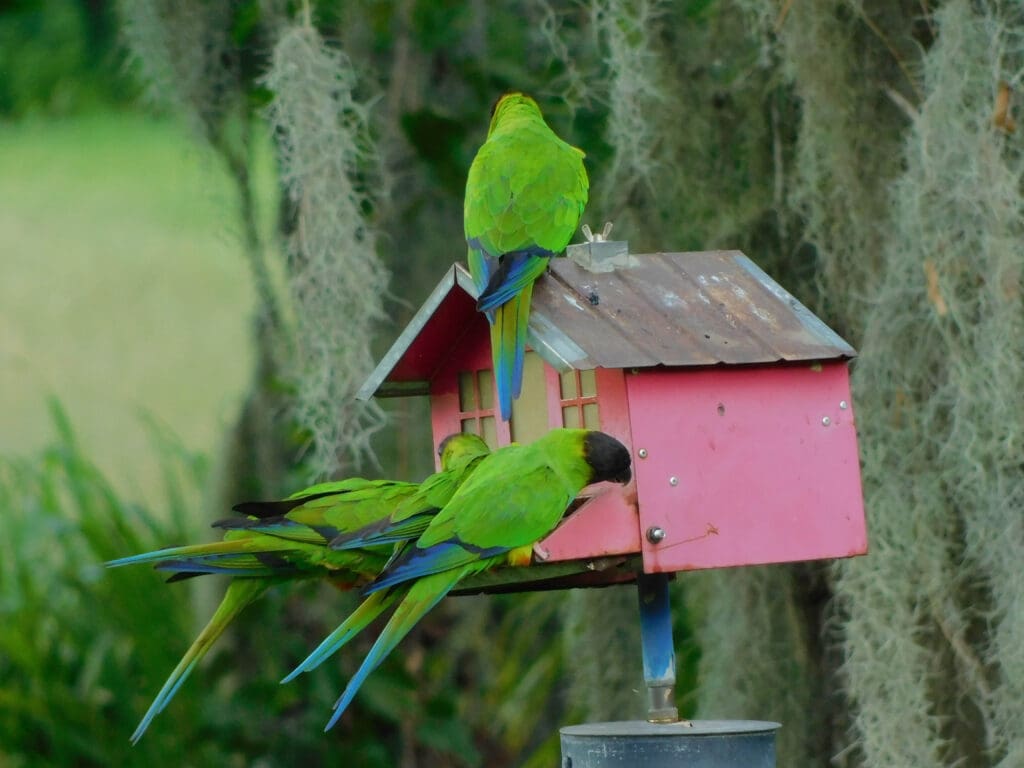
(660, 523, 721, 551)
(533, 251, 856, 370)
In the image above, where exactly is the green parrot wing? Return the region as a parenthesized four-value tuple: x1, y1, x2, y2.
(224, 480, 421, 546)
(329, 435, 490, 551)
(284, 477, 386, 500)
(463, 94, 589, 419)
(310, 429, 631, 731)
(464, 120, 588, 258)
(416, 458, 573, 552)
(374, 428, 625, 586)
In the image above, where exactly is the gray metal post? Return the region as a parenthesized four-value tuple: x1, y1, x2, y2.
(560, 720, 781, 767)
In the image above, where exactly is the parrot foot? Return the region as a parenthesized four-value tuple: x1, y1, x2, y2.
(532, 543, 551, 562)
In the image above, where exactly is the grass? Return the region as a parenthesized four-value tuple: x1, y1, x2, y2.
(0, 110, 275, 497)
(0, 402, 354, 766)
(0, 402, 514, 767)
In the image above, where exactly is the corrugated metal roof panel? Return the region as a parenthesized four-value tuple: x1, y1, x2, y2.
(358, 250, 855, 399)
(532, 250, 855, 369)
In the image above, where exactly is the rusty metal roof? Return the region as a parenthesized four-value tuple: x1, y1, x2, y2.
(532, 249, 855, 370)
(358, 249, 855, 399)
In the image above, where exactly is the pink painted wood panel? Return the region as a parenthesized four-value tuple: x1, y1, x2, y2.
(539, 366, 642, 561)
(626, 361, 867, 572)
(432, 348, 643, 561)
(539, 483, 642, 561)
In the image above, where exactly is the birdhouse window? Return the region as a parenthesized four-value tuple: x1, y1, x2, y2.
(457, 368, 498, 447)
(559, 368, 600, 429)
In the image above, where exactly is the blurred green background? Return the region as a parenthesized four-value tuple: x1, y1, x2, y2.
(0, 2, 632, 765)
(5, 2, 1023, 767)
(0, 113, 266, 496)
(0, 0, 269, 493)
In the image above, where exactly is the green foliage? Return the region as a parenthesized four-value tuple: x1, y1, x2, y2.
(0, 402, 582, 765)
(837, 3, 1024, 766)
(0, 400, 208, 765)
(13, 1, 1021, 765)
(0, 0, 133, 117)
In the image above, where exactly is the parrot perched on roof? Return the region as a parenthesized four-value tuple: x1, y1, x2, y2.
(465, 93, 589, 421)
(106, 432, 489, 743)
(289, 428, 631, 731)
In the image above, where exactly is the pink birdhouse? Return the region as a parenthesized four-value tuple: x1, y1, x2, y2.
(357, 243, 867, 587)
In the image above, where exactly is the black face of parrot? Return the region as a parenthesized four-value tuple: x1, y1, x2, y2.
(583, 432, 633, 485)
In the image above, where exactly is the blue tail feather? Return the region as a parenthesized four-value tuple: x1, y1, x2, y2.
(492, 306, 514, 420)
(130, 579, 265, 743)
(330, 512, 433, 552)
(153, 559, 274, 578)
(476, 250, 550, 312)
(282, 590, 397, 682)
(324, 570, 466, 730)
(365, 540, 503, 595)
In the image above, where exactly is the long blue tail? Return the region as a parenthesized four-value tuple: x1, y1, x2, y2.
(131, 579, 266, 743)
(476, 251, 548, 420)
(281, 589, 398, 683)
(324, 569, 466, 730)
(106, 540, 252, 568)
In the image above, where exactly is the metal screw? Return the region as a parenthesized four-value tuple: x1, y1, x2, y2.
(840, 400, 849, 409)
(638, 448, 648, 459)
(822, 416, 831, 426)
(646, 526, 666, 544)
(669, 476, 679, 486)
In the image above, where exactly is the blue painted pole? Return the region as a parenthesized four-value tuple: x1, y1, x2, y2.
(558, 574, 782, 766)
(637, 572, 678, 722)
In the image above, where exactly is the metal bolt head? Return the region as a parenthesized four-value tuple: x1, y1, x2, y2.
(669, 476, 679, 486)
(840, 400, 849, 409)
(822, 416, 831, 426)
(638, 448, 648, 459)
(646, 526, 666, 544)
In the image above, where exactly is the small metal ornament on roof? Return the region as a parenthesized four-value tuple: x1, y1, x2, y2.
(358, 240, 867, 585)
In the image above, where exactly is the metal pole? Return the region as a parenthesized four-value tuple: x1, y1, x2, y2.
(559, 574, 781, 766)
(637, 572, 678, 722)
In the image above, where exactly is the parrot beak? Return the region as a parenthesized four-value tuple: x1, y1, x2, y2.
(610, 465, 632, 485)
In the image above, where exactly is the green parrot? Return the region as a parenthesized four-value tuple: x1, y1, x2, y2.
(106, 432, 488, 743)
(291, 428, 631, 731)
(464, 92, 589, 420)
